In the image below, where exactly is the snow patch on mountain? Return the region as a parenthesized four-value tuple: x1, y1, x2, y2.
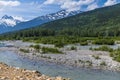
(0, 10, 82, 34)
(0, 19, 16, 27)
(0, 15, 25, 27)
(37, 10, 82, 21)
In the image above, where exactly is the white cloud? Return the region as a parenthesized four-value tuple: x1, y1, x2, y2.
(43, 0, 95, 11)
(0, 0, 20, 7)
(13, 16, 26, 21)
(104, 0, 117, 6)
(0, 0, 21, 11)
(87, 3, 99, 10)
(43, 0, 55, 4)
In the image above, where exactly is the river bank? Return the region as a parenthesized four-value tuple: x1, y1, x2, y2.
(1, 40, 120, 72)
(0, 62, 70, 80)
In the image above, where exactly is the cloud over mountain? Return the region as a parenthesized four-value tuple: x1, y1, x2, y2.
(104, 0, 117, 6)
(43, 0, 95, 11)
(87, 3, 99, 10)
(0, 0, 120, 20)
(43, 0, 120, 11)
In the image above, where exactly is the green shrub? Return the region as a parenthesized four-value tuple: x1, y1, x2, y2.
(22, 38, 31, 42)
(80, 41, 88, 46)
(92, 55, 101, 59)
(89, 47, 93, 50)
(30, 45, 34, 47)
(100, 61, 106, 66)
(34, 45, 40, 50)
(94, 39, 114, 45)
(75, 60, 77, 64)
(41, 47, 62, 54)
(93, 45, 113, 52)
(110, 49, 120, 62)
(30, 44, 40, 50)
(20, 49, 29, 53)
(71, 46, 77, 50)
(55, 42, 65, 48)
(86, 61, 92, 66)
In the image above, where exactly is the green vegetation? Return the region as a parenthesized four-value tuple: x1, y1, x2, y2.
(20, 48, 29, 53)
(93, 39, 114, 45)
(90, 45, 120, 62)
(30, 44, 63, 54)
(100, 61, 107, 66)
(1, 4, 120, 48)
(41, 47, 62, 54)
(89, 47, 93, 50)
(70, 46, 77, 50)
(86, 61, 93, 66)
(40, 55, 52, 59)
(80, 41, 88, 46)
(1, 3, 120, 40)
(54, 42, 65, 48)
(110, 48, 120, 62)
(30, 44, 40, 50)
(92, 55, 101, 59)
(91, 45, 113, 52)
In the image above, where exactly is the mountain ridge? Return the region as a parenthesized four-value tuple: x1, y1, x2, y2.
(0, 15, 23, 27)
(2, 3, 120, 38)
(0, 10, 82, 34)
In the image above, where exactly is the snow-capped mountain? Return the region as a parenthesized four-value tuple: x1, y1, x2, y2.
(0, 15, 24, 27)
(13, 10, 82, 30)
(0, 10, 82, 34)
(37, 10, 82, 20)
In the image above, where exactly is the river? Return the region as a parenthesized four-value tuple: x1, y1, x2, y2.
(0, 50, 120, 80)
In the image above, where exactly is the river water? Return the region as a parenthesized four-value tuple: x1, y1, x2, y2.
(0, 45, 120, 80)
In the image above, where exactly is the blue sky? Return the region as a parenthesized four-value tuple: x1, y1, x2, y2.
(0, 0, 120, 20)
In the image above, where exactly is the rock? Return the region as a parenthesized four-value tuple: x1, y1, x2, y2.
(0, 62, 70, 80)
(56, 77, 62, 80)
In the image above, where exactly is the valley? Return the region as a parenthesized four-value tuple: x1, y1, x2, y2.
(1, 1, 120, 80)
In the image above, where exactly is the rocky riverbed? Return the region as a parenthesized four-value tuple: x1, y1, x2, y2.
(0, 62, 70, 80)
(1, 40, 120, 71)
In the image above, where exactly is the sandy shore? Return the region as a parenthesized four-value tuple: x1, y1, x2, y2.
(0, 40, 120, 71)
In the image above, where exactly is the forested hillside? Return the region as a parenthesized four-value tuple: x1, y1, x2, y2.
(1, 3, 120, 39)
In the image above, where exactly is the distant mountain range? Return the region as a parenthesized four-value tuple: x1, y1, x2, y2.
(0, 15, 22, 27)
(0, 10, 82, 34)
(0, 15, 24, 34)
(3, 3, 120, 38)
